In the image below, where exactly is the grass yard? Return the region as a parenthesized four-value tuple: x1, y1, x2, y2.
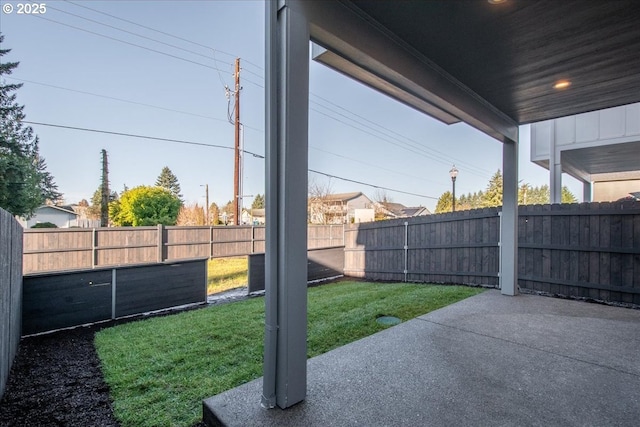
(95, 281, 483, 427)
(207, 257, 248, 295)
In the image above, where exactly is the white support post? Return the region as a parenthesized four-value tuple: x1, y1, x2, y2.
(549, 121, 562, 204)
(263, 0, 309, 410)
(500, 137, 519, 296)
(583, 180, 592, 202)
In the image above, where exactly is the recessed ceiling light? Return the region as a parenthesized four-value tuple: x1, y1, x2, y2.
(553, 80, 572, 90)
(488, 0, 507, 4)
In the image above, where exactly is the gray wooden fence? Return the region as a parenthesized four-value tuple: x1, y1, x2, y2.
(344, 208, 500, 286)
(518, 201, 640, 305)
(0, 208, 23, 399)
(23, 224, 344, 274)
(247, 246, 345, 293)
(22, 259, 208, 335)
(344, 202, 640, 305)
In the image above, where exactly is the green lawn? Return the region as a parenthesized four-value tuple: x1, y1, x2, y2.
(207, 257, 248, 295)
(95, 281, 483, 427)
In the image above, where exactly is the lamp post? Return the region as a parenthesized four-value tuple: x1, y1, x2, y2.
(449, 165, 458, 212)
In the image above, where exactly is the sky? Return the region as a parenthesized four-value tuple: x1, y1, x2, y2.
(0, 0, 582, 212)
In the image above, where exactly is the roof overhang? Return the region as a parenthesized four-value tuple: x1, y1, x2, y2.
(305, 0, 640, 144)
(304, 0, 519, 144)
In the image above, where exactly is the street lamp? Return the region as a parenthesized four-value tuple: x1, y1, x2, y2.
(449, 165, 458, 212)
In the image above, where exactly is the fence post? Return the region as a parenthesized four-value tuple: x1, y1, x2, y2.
(329, 225, 333, 246)
(111, 268, 117, 319)
(92, 228, 98, 268)
(497, 211, 502, 285)
(157, 224, 164, 263)
(251, 226, 255, 253)
(209, 226, 213, 259)
(403, 221, 409, 282)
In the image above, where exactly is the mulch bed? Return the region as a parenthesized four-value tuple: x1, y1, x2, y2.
(0, 292, 253, 427)
(0, 325, 119, 427)
(0, 316, 215, 427)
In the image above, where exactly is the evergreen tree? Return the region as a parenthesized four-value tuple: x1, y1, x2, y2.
(155, 166, 183, 202)
(87, 186, 118, 219)
(0, 35, 60, 217)
(561, 186, 578, 204)
(252, 194, 265, 209)
(435, 191, 453, 213)
(482, 170, 503, 207)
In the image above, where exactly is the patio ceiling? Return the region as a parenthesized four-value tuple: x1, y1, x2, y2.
(312, 0, 640, 133)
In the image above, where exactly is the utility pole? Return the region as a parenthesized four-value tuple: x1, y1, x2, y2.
(100, 149, 109, 227)
(201, 184, 209, 225)
(233, 57, 241, 226)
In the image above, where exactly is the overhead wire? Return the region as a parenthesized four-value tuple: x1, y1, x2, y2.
(24, 2, 482, 198)
(62, 0, 264, 72)
(35, 1, 487, 177)
(6, 77, 262, 132)
(23, 120, 441, 200)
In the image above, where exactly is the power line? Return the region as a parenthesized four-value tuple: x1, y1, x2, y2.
(22, 120, 264, 158)
(8, 77, 262, 132)
(308, 170, 438, 200)
(24, 120, 440, 200)
(62, 0, 265, 72)
(33, 2, 488, 177)
(309, 93, 494, 177)
(30, 14, 234, 76)
(309, 146, 448, 189)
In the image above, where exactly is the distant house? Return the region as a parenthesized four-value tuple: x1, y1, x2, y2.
(308, 192, 374, 224)
(375, 202, 431, 220)
(240, 208, 266, 225)
(18, 205, 79, 228)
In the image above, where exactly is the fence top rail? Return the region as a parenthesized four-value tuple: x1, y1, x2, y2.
(347, 208, 500, 230)
(23, 257, 209, 278)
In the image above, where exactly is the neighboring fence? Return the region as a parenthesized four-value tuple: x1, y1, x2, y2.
(23, 224, 344, 274)
(22, 258, 207, 335)
(0, 208, 22, 399)
(247, 246, 345, 293)
(344, 208, 500, 286)
(343, 202, 640, 305)
(518, 201, 640, 305)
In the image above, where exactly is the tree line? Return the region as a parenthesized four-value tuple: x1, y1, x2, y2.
(434, 170, 577, 213)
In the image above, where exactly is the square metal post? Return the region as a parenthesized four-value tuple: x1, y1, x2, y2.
(263, 0, 309, 410)
(500, 137, 519, 295)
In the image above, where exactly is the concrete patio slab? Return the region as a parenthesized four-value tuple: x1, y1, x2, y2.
(203, 290, 640, 426)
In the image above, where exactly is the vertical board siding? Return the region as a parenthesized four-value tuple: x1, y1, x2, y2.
(0, 208, 23, 399)
(344, 209, 501, 287)
(22, 270, 113, 335)
(22, 259, 207, 335)
(518, 201, 640, 304)
(248, 246, 345, 293)
(23, 225, 343, 274)
(344, 202, 640, 304)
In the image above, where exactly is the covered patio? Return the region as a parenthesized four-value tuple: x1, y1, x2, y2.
(205, 290, 640, 426)
(205, 0, 640, 424)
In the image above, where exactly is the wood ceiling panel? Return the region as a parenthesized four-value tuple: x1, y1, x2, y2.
(349, 0, 640, 124)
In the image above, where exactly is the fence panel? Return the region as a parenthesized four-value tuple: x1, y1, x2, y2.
(344, 209, 500, 286)
(518, 201, 640, 305)
(0, 208, 23, 399)
(22, 259, 207, 335)
(23, 225, 340, 274)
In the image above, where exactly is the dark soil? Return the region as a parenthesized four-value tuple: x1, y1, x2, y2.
(0, 325, 119, 427)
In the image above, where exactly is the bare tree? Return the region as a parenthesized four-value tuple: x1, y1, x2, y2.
(176, 203, 205, 226)
(308, 178, 334, 224)
(373, 189, 392, 204)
